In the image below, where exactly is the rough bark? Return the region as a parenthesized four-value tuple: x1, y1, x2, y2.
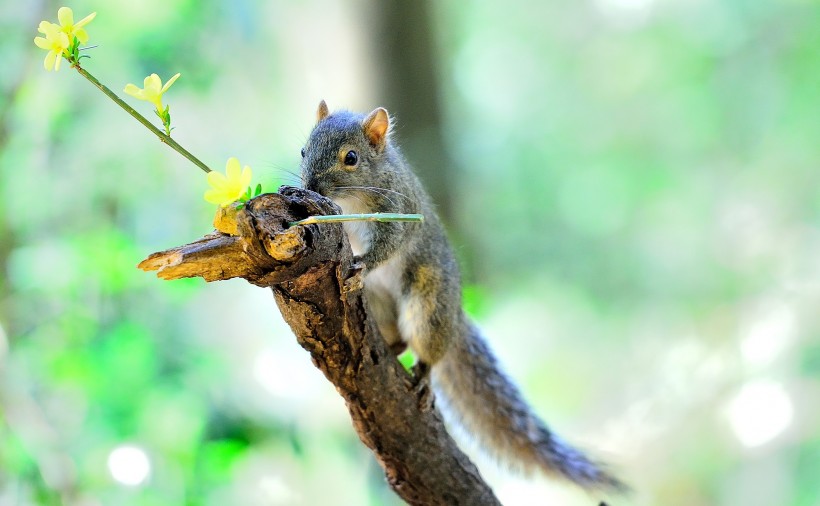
(138, 186, 500, 506)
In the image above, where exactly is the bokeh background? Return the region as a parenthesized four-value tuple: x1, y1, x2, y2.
(2, 0, 819, 504)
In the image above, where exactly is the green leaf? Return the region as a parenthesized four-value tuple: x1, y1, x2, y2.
(254, 183, 262, 196)
(199, 439, 248, 481)
(463, 285, 489, 319)
(397, 349, 416, 371)
(68, 36, 80, 61)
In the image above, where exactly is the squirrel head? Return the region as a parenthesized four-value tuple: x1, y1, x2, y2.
(301, 100, 393, 199)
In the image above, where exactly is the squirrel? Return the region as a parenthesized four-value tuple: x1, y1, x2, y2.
(300, 100, 626, 492)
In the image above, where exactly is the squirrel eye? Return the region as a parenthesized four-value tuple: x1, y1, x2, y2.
(344, 150, 358, 166)
(300, 148, 305, 158)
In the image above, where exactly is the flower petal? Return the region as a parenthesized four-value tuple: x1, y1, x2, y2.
(145, 74, 162, 95)
(161, 73, 181, 93)
(240, 166, 253, 189)
(205, 158, 257, 207)
(225, 158, 241, 181)
(34, 37, 50, 49)
(58, 7, 74, 28)
(74, 12, 97, 30)
(207, 171, 227, 189)
(204, 189, 229, 205)
(123, 83, 142, 98)
(53, 52, 62, 71)
(44, 51, 56, 71)
(75, 28, 89, 44)
(37, 21, 52, 35)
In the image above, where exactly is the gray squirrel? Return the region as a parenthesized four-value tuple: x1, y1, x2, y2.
(300, 100, 625, 491)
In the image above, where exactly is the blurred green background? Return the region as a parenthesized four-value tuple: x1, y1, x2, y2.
(2, 0, 819, 504)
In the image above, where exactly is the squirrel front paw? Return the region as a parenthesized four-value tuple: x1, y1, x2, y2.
(342, 263, 365, 294)
(351, 255, 366, 272)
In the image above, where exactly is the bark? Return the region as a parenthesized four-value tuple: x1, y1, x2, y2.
(138, 186, 500, 506)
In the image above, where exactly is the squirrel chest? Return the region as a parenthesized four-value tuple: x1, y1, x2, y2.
(334, 195, 407, 346)
(334, 195, 404, 298)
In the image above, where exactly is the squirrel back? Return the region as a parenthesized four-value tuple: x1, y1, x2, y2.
(301, 101, 626, 493)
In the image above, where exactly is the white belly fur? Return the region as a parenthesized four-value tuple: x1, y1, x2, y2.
(333, 195, 405, 338)
(333, 196, 372, 257)
(365, 253, 404, 301)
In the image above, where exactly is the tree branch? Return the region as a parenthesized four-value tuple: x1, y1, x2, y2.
(138, 186, 500, 505)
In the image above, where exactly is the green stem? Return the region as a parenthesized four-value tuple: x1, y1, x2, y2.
(72, 63, 212, 173)
(289, 213, 424, 227)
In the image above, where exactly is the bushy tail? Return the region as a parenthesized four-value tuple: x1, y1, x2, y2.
(430, 321, 626, 492)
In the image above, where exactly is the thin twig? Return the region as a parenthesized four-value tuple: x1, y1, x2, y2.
(71, 64, 213, 173)
(289, 213, 424, 227)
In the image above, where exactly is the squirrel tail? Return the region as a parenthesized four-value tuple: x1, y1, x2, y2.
(430, 320, 626, 492)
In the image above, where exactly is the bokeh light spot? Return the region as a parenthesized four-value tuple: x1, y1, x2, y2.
(740, 302, 796, 368)
(107, 445, 151, 486)
(726, 380, 793, 448)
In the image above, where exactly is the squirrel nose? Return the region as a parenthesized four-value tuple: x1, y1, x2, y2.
(304, 177, 321, 194)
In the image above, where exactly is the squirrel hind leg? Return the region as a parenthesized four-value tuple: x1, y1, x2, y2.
(396, 265, 455, 366)
(389, 341, 407, 356)
(363, 286, 402, 350)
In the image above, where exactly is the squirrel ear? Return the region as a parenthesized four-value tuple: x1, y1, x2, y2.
(362, 107, 390, 148)
(316, 100, 329, 123)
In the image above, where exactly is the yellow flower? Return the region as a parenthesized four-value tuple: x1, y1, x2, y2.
(57, 7, 96, 44)
(204, 158, 253, 207)
(33, 21, 69, 71)
(123, 73, 181, 113)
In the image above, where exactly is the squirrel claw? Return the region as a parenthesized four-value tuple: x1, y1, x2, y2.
(351, 255, 366, 272)
(410, 362, 433, 410)
(412, 361, 430, 382)
(342, 269, 364, 294)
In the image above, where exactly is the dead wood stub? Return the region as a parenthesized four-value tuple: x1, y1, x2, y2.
(139, 186, 500, 506)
